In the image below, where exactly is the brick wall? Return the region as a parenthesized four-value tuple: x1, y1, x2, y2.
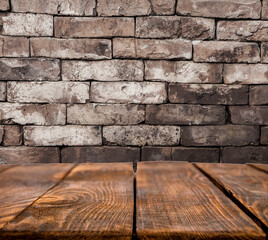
(0, 0, 268, 164)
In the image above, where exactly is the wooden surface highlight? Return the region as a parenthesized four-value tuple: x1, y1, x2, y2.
(1, 163, 134, 240)
(247, 164, 268, 174)
(0, 165, 16, 174)
(0, 164, 74, 230)
(136, 161, 265, 239)
(196, 163, 268, 233)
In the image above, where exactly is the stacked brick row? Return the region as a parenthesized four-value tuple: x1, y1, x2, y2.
(0, 0, 268, 164)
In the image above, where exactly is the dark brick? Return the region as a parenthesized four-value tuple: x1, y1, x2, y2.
(261, 127, 268, 145)
(250, 86, 268, 105)
(3, 125, 22, 146)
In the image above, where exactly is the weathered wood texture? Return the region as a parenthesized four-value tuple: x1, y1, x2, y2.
(136, 161, 265, 239)
(0, 165, 15, 174)
(0, 163, 134, 240)
(248, 164, 268, 174)
(0, 164, 74, 230)
(196, 163, 268, 230)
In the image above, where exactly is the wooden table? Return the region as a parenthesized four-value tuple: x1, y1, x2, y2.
(0, 162, 267, 239)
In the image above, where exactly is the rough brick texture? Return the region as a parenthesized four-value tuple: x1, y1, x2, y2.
(0, 0, 267, 164)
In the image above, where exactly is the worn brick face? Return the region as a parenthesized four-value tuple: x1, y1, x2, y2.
(31, 38, 111, 60)
(0, 82, 6, 101)
(62, 60, 143, 81)
(261, 127, 268, 145)
(262, 0, 268, 19)
(55, 17, 134, 38)
(0, 0, 9, 10)
(0, 36, 29, 57)
(146, 104, 225, 125)
(3, 125, 22, 146)
(168, 84, 248, 105)
(262, 43, 268, 63)
(250, 86, 268, 105)
(0, 126, 3, 144)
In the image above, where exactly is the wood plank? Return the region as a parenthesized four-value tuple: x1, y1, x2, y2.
(0, 165, 16, 174)
(136, 161, 265, 239)
(1, 163, 134, 239)
(247, 164, 268, 174)
(196, 163, 268, 232)
(0, 163, 74, 230)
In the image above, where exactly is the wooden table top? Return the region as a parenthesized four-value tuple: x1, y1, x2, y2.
(0, 162, 267, 239)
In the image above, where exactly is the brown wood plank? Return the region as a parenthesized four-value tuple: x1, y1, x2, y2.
(247, 164, 268, 174)
(0, 165, 16, 174)
(1, 163, 134, 240)
(136, 161, 265, 239)
(0, 163, 74, 230)
(196, 163, 268, 232)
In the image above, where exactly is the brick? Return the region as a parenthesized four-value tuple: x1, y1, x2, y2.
(24, 126, 101, 146)
(62, 146, 140, 163)
(217, 21, 268, 42)
(0, 82, 6, 101)
(262, 0, 268, 19)
(91, 82, 166, 104)
(0, 103, 66, 125)
(0, 58, 60, 81)
(181, 17, 215, 40)
(0, 13, 53, 36)
(250, 86, 268, 105)
(68, 104, 145, 125)
(141, 147, 219, 162)
(0, 36, 29, 57)
(103, 125, 180, 146)
(176, 0, 261, 19)
(0, 0, 9, 10)
(8, 82, 89, 103)
(181, 125, 259, 146)
(146, 104, 225, 125)
(145, 61, 222, 83)
(55, 17, 134, 38)
(3, 126, 22, 146)
(62, 60, 143, 81)
(222, 147, 268, 163)
(193, 41, 260, 63)
(11, 0, 96, 16)
(262, 43, 268, 63)
(150, 0, 175, 15)
(31, 38, 111, 60)
(169, 84, 248, 105)
(113, 38, 192, 59)
(224, 64, 268, 84)
(0, 126, 3, 144)
(261, 127, 268, 144)
(230, 106, 268, 125)
(0, 147, 60, 164)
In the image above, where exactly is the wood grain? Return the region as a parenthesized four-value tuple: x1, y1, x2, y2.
(136, 161, 265, 239)
(0, 164, 74, 230)
(247, 164, 268, 174)
(1, 163, 134, 240)
(196, 163, 268, 231)
(0, 165, 16, 174)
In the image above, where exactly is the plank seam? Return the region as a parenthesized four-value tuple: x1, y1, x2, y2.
(0, 164, 78, 230)
(247, 164, 268, 175)
(193, 163, 268, 236)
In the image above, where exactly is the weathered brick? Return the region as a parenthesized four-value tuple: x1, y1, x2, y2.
(0, 13, 53, 36)
(217, 21, 268, 42)
(224, 64, 268, 84)
(8, 82, 89, 103)
(261, 127, 268, 145)
(262, 0, 268, 19)
(145, 61, 222, 83)
(11, 0, 96, 16)
(142, 147, 219, 162)
(181, 125, 259, 146)
(230, 106, 268, 125)
(62, 146, 140, 163)
(146, 104, 225, 125)
(222, 147, 268, 163)
(68, 104, 145, 125)
(113, 38, 192, 59)
(31, 38, 111, 60)
(91, 82, 166, 104)
(150, 0, 175, 15)
(103, 125, 180, 146)
(0, 103, 66, 125)
(24, 126, 101, 146)
(262, 43, 268, 63)
(3, 126, 22, 146)
(0, 82, 6, 101)
(0, 147, 60, 164)
(62, 60, 143, 81)
(193, 41, 260, 63)
(250, 86, 268, 105)
(176, 0, 261, 19)
(169, 84, 248, 105)
(181, 17, 215, 40)
(0, 126, 3, 144)
(0, 0, 9, 10)
(55, 17, 134, 37)
(0, 58, 60, 81)
(0, 36, 29, 57)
